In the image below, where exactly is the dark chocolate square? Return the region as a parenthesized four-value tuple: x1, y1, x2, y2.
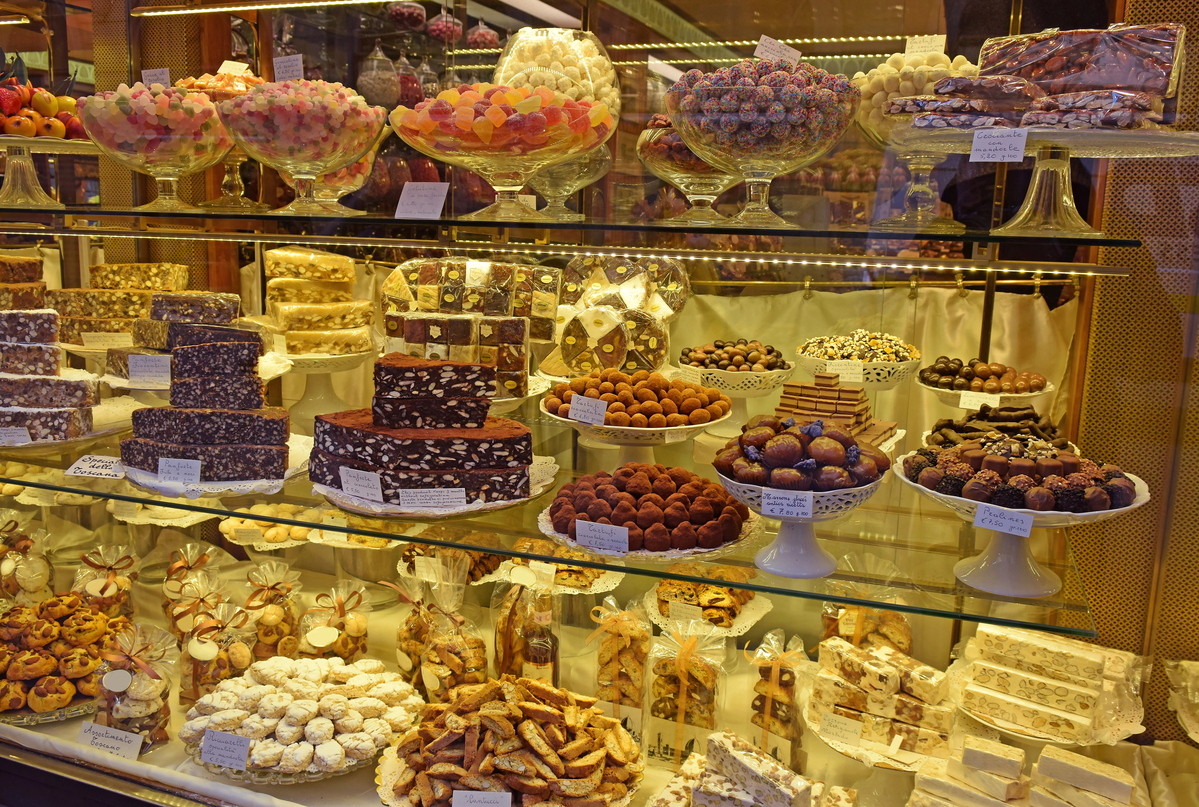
(529, 316, 554, 341)
(403, 317, 427, 344)
(483, 288, 512, 316)
(445, 316, 473, 346)
(495, 317, 527, 345)
(424, 317, 449, 343)
(384, 313, 404, 337)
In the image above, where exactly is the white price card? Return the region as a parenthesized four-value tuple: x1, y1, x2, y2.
(111, 500, 139, 519)
(414, 555, 438, 583)
(0, 427, 31, 446)
(272, 334, 288, 355)
(200, 729, 252, 771)
(158, 457, 201, 483)
(665, 428, 690, 444)
(217, 60, 250, 76)
(824, 360, 864, 382)
(66, 455, 124, 479)
(574, 520, 628, 556)
(959, 390, 1002, 409)
(647, 56, 684, 82)
(970, 128, 1029, 163)
(904, 35, 947, 57)
(819, 711, 863, 746)
(973, 502, 1034, 538)
(79, 721, 142, 760)
(755, 35, 803, 64)
(395, 182, 450, 219)
(761, 489, 813, 519)
(567, 395, 608, 426)
(233, 527, 264, 543)
(273, 54, 304, 81)
(128, 354, 172, 389)
(81, 332, 133, 349)
(668, 601, 704, 625)
(140, 67, 170, 87)
(398, 488, 467, 508)
(518, 194, 539, 210)
(339, 467, 384, 502)
(452, 792, 511, 807)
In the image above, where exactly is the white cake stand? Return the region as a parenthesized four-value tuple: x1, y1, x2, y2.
(286, 350, 377, 436)
(673, 363, 797, 439)
(540, 401, 731, 469)
(894, 453, 1150, 598)
(717, 471, 885, 579)
(917, 380, 1056, 409)
(796, 356, 920, 392)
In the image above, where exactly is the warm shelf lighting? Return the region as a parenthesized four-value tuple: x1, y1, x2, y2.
(130, 0, 377, 16)
(607, 35, 906, 50)
(0, 13, 30, 23)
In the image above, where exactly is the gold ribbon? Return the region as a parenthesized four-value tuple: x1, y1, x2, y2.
(79, 550, 135, 597)
(744, 647, 806, 752)
(101, 641, 163, 681)
(302, 590, 364, 631)
(166, 551, 210, 583)
(0, 521, 32, 556)
(170, 590, 224, 633)
(671, 631, 697, 767)
(586, 605, 645, 722)
(244, 575, 293, 611)
(377, 580, 417, 606)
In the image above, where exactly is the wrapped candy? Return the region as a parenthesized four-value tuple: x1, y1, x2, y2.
(73, 545, 139, 618)
(244, 561, 302, 661)
(379, 571, 429, 688)
(420, 553, 486, 703)
(94, 624, 178, 752)
(587, 595, 651, 726)
(179, 602, 255, 703)
(298, 580, 371, 662)
(166, 571, 229, 643)
(645, 624, 727, 770)
(744, 630, 805, 770)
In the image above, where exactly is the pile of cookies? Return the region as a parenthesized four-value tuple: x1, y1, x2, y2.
(649, 651, 719, 729)
(511, 538, 605, 589)
(595, 611, 650, 709)
(0, 594, 129, 714)
(421, 626, 488, 702)
(545, 370, 732, 428)
(819, 604, 913, 654)
(750, 657, 798, 740)
(401, 530, 504, 582)
(218, 503, 339, 545)
(378, 676, 644, 807)
(548, 464, 751, 553)
(180, 656, 424, 775)
(656, 563, 757, 628)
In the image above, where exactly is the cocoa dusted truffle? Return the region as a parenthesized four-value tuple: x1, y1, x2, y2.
(904, 455, 931, 481)
(644, 523, 671, 551)
(1024, 487, 1055, 511)
(671, 521, 698, 550)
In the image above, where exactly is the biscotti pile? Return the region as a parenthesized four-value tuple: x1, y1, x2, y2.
(0, 309, 97, 442)
(310, 354, 532, 505)
(264, 247, 373, 356)
(809, 637, 955, 757)
(120, 325, 290, 482)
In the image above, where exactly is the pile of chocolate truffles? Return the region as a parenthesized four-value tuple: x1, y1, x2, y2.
(919, 355, 1047, 394)
(904, 443, 1136, 512)
(714, 414, 891, 491)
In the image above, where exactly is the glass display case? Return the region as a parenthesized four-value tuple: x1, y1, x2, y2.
(0, 0, 1196, 804)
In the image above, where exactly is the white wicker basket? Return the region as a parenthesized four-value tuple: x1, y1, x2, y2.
(673, 362, 797, 399)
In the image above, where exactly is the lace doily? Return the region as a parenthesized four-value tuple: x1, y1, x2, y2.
(794, 356, 920, 391)
(642, 587, 773, 638)
(538, 507, 762, 562)
(314, 456, 559, 517)
(672, 362, 797, 399)
(107, 499, 224, 527)
(186, 741, 377, 784)
(124, 434, 312, 499)
(474, 559, 626, 595)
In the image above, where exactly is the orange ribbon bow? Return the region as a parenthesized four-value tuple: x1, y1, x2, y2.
(79, 550, 135, 597)
(744, 646, 806, 752)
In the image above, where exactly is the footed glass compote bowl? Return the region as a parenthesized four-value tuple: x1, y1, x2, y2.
(527, 143, 611, 221)
(636, 115, 741, 224)
(280, 126, 393, 216)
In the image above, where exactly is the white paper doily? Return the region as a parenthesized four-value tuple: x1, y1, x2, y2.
(99, 350, 294, 390)
(315, 455, 559, 517)
(0, 395, 144, 454)
(489, 375, 551, 416)
(107, 498, 224, 526)
(537, 507, 762, 562)
(474, 559, 626, 595)
(287, 349, 377, 374)
(642, 586, 772, 637)
(124, 434, 312, 498)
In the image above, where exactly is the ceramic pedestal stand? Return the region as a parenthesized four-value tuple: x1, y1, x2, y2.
(540, 402, 730, 470)
(287, 352, 375, 436)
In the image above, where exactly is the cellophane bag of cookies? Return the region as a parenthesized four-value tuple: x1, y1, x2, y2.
(148, 540, 234, 624)
(588, 594, 651, 739)
(491, 562, 560, 683)
(73, 545, 139, 618)
(819, 603, 912, 654)
(178, 601, 255, 703)
(243, 561, 302, 661)
(643, 622, 726, 771)
(0, 516, 53, 607)
(420, 552, 486, 703)
(297, 579, 371, 662)
(745, 628, 805, 771)
(383, 569, 429, 688)
(166, 571, 229, 643)
(94, 623, 178, 752)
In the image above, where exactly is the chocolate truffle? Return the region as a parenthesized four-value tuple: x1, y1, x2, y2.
(1084, 487, 1111, 512)
(814, 466, 853, 491)
(1104, 478, 1136, 508)
(1057, 453, 1081, 475)
(935, 476, 966, 497)
(697, 522, 724, 549)
(1055, 487, 1087, 513)
(671, 521, 698, 550)
(961, 479, 992, 502)
(1035, 457, 1064, 479)
(643, 523, 671, 551)
(917, 467, 944, 490)
(904, 455, 931, 481)
(1008, 458, 1037, 479)
(636, 502, 664, 529)
(962, 450, 986, 471)
(981, 455, 1009, 477)
(991, 485, 1025, 509)
(858, 442, 890, 473)
(688, 498, 715, 525)
(1024, 487, 1055, 511)
(662, 502, 689, 529)
(713, 447, 743, 477)
(627, 524, 644, 551)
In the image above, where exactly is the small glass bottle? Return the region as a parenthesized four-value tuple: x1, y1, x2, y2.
(520, 564, 559, 686)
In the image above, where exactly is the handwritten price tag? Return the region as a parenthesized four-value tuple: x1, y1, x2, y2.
(970, 128, 1029, 163)
(128, 354, 172, 389)
(158, 457, 201, 483)
(755, 35, 803, 64)
(0, 427, 31, 446)
(66, 455, 124, 479)
(81, 332, 133, 349)
(453, 793, 511, 807)
(824, 360, 864, 382)
(574, 521, 628, 556)
(761, 489, 813, 519)
(395, 182, 450, 219)
(339, 467, 383, 502)
(140, 67, 170, 87)
(819, 711, 863, 746)
(217, 60, 250, 76)
(668, 601, 704, 625)
(233, 527, 264, 544)
(273, 54, 304, 81)
(973, 502, 1033, 538)
(79, 721, 142, 760)
(111, 500, 139, 519)
(399, 488, 467, 508)
(904, 35, 946, 57)
(200, 729, 252, 771)
(959, 390, 1002, 409)
(518, 194, 539, 210)
(567, 395, 608, 426)
(414, 556, 438, 583)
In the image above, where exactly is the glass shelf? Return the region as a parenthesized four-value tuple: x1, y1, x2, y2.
(0, 421, 1096, 638)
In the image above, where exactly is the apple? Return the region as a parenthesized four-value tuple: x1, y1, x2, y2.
(30, 89, 58, 118)
(0, 88, 19, 117)
(65, 118, 87, 140)
(36, 117, 65, 138)
(3, 116, 36, 137)
(55, 111, 73, 124)
(2, 79, 32, 107)
(55, 96, 76, 116)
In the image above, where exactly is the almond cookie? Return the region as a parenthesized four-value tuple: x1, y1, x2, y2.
(59, 646, 102, 679)
(274, 719, 306, 745)
(235, 684, 276, 712)
(28, 675, 75, 712)
(127, 670, 168, 701)
(179, 715, 211, 743)
(317, 693, 350, 720)
(206, 708, 251, 732)
(334, 709, 364, 734)
(20, 619, 61, 649)
(248, 738, 286, 769)
(348, 696, 386, 719)
(258, 692, 294, 719)
(62, 610, 107, 646)
(75, 672, 100, 697)
(0, 679, 28, 711)
(276, 740, 314, 773)
(36, 594, 82, 621)
(284, 698, 319, 724)
(282, 678, 321, 701)
(336, 731, 376, 761)
(112, 695, 164, 720)
(7, 649, 57, 681)
(304, 716, 335, 744)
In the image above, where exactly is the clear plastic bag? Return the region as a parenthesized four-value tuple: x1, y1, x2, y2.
(380, 571, 428, 687)
(491, 563, 560, 685)
(94, 624, 178, 752)
(588, 594, 651, 717)
(819, 603, 912, 654)
(179, 602, 255, 703)
(0, 515, 52, 606)
(1020, 107, 1163, 129)
(73, 545, 139, 618)
(745, 629, 805, 751)
(298, 579, 371, 662)
(644, 623, 726, 769)
(167, 571, 229, 643)
(420, 553, 486, 702)
(1031, 89, 1164, 113)
(156, 542, 233, 624)
(243, 561, 301, 661)
(932, 74, 1046, 103)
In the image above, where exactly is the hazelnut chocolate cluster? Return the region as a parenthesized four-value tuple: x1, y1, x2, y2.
(679, 339, 790, 372)
(919, 355, 1047, 394)
(714, 415, 891, 491)
(904, 442, 1137, 512)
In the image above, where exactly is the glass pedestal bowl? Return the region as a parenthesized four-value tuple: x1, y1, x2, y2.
(390, 80, 615, 222)
(78, 83, 233, 213)
(636, 118, 741, 224)
(280, 126, 392, 216)
(665, 60, 860, 227)
(219, 80, 387, 216)
(527, 143, 611, 221)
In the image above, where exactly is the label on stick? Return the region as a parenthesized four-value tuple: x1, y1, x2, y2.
(574, 521, 628, 556)
(67, 455, 124, 479)
(970, 128, 1029, 163)
(904, 35, 946, 57)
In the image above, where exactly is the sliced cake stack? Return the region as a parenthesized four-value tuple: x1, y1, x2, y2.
(46, 262, 190, 345)
(263, 247, 373, 356)
(309, 353, 532, 505)
(0, 254, 45, 311)
(776, 372, 897, 443)
(0, 310, 96, 442)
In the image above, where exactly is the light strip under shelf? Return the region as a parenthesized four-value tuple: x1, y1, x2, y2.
(447, 34, 910, 57)
(130, 0, 378, 16)
(0, 13, 30, 23)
